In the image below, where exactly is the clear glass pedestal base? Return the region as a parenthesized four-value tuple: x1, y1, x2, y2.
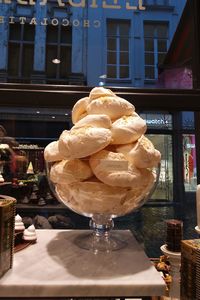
(73, 214, 127, 253)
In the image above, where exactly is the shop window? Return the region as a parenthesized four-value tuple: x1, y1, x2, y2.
(139, 112, 173, 201)
(147, 134, 173, 201)
(106, 20, 130, 80)
(183, 134, 197, 192)
(46, 25, 72, 82)
(8, 23, 35, 81)
(144, 22, 169, 82)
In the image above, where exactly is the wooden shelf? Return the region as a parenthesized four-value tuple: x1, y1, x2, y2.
(13, 147, 44, 151)
(16, 203, 67, 212)
(0, 181, 12, 186)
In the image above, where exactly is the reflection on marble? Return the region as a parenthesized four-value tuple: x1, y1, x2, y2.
(0, 230, 165, 298)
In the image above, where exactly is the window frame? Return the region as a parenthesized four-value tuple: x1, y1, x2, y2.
(144, 21, 169, 83)
(8, 23, 35, 82)
(45, 24, 72, 82)
(106, 19, 131, 81)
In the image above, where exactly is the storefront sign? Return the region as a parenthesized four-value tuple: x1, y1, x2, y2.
(0, 0, 146, 28)
(146, 119, 168, 125)
(0, 16, 101, 27)
(0, 0, 146, 10)
(140, 113, 172, 129)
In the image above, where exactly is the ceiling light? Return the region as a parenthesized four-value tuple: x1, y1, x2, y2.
(99, 74, 107, 79)
(52, 58, 61, 64)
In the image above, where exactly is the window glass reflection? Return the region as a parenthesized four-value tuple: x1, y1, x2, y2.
(183, 134, 197, 192)
(147, 134, 173, 201)
(0, 0, 188, 88)
(182, 111, 195, 130)
(144, 22, 168, 82)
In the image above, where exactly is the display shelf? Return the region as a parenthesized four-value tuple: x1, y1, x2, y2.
(0, 182, 12, 186)
(13, 146, 44, 151)
(16, 203, 66, 211)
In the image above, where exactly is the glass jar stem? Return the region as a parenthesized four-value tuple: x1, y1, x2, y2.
(89, 215, 115, 252)
(90, 214, 114, 238)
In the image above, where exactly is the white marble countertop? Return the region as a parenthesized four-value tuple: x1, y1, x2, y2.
(0, 229, 166, 298)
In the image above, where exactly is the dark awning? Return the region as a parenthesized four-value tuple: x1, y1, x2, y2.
(159, 0, 192, 71)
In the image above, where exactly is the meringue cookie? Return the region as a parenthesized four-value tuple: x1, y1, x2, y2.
(44, 140, 65, 162)
(116, 143, 135, 159)
(23, 225, 37, 242)
(56, 183, 82, 214)
(50, 159, 93, 184)
(89, 149, 145, 188)
(110, 113, 147, 144)
(89, 87, 116, 100)
(74, 114, 112, 129)
(116, 135, 161, 168)
(55, 183, 71, 203)
(86, 95, 135, 120)
(65, 179, 128, 216)
(123, 169, 156, 214)
(58, 127, 112, 159)
(72, 97, 89, 124)
(15, 214, 25, 232)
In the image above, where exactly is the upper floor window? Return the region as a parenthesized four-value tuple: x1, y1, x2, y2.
(144, 22, 169, 82)
(46, 24, 72, 83)
(8, 23, 35, 82)
(143, 0, 170, 6)
(106, 20, 130, 80)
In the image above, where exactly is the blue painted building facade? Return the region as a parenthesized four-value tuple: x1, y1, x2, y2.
(0, 0, 186, 87)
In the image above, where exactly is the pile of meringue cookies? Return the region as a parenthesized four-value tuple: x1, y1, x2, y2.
(44, 87, 161, 217)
